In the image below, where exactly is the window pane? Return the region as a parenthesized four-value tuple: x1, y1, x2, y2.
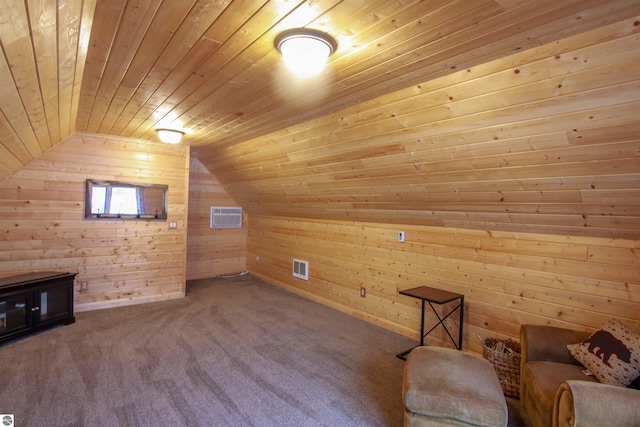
(91, 186, 107, 214)
(108, 187, 139, 214)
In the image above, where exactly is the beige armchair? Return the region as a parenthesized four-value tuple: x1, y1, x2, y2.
(520, 324, 640, 427)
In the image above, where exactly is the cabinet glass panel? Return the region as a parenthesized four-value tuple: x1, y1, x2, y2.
(0, 293, 30, 334)
(37, 286, 69, 322)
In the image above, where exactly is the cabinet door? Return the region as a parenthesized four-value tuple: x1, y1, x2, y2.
(34, 283, 72, 326)
(0, 290, 32, 339)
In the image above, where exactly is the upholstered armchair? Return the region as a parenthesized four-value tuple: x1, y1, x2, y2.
(520, 323, 640, 427)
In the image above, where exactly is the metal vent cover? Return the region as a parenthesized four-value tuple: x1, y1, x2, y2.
(293, 259, 309, 280)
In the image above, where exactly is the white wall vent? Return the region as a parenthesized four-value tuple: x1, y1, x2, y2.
(210, 207, 242, 229)
(292, 259, 309, 280)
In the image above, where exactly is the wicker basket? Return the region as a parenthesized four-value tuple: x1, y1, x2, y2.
(480, 337, 521, 399)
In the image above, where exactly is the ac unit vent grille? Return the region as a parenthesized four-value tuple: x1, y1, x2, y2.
(210, 207, 242, 229)
(292, 259, 309, 280)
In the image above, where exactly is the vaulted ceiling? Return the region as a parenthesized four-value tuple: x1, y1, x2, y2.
(0, 0, 637, 171)
(1, 0, 639, 238)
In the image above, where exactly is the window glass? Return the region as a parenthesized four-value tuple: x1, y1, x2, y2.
(109, 187, 139, 214)
(91, 186, 107, 214)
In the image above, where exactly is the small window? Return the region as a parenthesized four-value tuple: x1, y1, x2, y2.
(85, 179, 168, 220)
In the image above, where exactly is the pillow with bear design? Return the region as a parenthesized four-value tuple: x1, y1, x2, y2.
(567, 319, 640, 387)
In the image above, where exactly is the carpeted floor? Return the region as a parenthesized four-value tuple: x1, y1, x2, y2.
(0, 275, 416, 426)
(0, 274, 531, 427)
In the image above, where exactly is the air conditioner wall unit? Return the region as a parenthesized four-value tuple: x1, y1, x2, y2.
(210, 207, 242, 229)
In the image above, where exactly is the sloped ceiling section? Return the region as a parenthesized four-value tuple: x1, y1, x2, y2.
(73, 0, 640, 149)
(0, 0, 96, 178)
(3, 1, 640, 168)
(198, 14, 640, 240)
(1, 0, 639, 238)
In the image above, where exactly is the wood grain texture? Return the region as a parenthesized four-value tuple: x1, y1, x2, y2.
(0, 0, 95, 174)
(199, 17, 640, 240)
(248, 215, 640, 352)
(3, 0, 640, 178)
(186, 156, 247, 279)
(0, 133, 189, 311)
(0, 1, 638, 342)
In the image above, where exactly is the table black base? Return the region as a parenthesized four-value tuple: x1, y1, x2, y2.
(396, 286, 464, 361)
(396, 346, 418, 361)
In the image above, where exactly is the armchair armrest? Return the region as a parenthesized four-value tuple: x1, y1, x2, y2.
(520, 325, 590, 366)
(553, 380, 640, 427)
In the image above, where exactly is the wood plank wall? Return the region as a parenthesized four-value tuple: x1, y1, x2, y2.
(195, 17, 640, 351)
(0, 133, 189, 311)
(248, 216, 640, 354)
(201, 17, 640, 240)
(186, 156, 247, 279)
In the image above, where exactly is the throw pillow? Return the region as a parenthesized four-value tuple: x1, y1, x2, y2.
(567, 319, 640, 387)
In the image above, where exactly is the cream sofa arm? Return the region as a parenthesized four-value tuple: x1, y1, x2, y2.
(553, 380, 640, 427)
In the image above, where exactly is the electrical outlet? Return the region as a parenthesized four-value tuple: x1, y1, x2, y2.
(169, 221, 177, 229)
(398, 231, 405, 242)
(360, 287, 366, 298)
(81, 282, 88, 291)
(256, 256, 260, 263)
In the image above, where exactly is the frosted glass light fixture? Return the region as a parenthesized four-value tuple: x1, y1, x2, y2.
(156, 129, 184, 144)
(275, 28, 337, 78)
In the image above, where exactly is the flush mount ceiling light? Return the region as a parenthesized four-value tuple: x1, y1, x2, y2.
(274, 28, 337, 78)
(156, 128, 185, 144)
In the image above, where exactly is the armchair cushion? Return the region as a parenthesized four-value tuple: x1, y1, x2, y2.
(521, 323, 640, 427)
(521, 360, 597, 426)
(566, 319, 640, 387)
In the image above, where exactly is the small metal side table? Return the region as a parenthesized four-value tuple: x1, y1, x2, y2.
(396, 286, 464, 360)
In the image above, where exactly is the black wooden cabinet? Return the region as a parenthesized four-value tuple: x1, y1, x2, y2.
(0, 272, 76, 344)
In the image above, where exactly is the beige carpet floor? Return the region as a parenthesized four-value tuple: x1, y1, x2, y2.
(1, 275, 416, 426)
(0, 274, 530, 426)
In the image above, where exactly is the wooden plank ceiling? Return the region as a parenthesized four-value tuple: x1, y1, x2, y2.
(1, 0, 639, 238)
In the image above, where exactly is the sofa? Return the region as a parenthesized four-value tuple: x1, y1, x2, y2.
(520, 322, 640, 427)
